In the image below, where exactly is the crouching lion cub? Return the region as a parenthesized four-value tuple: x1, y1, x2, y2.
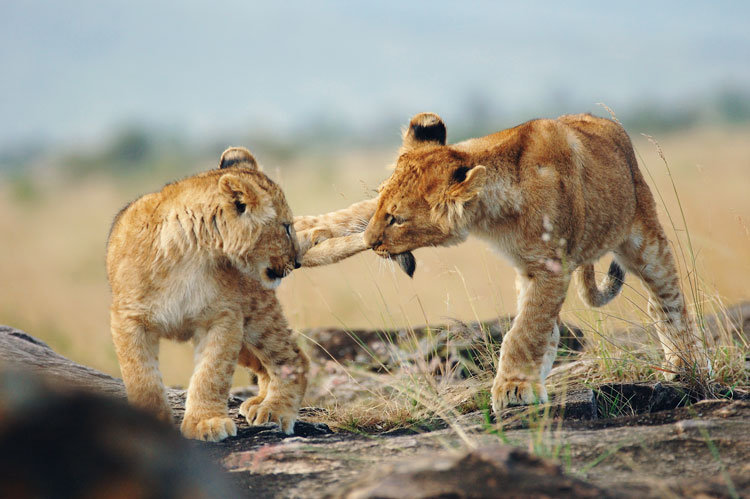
(294, 112, 708, 415)
(107, 147, 308, 441)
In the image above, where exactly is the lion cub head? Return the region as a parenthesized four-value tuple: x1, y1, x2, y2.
(364, 113, 487, 261)
(216, 147, 301, 288)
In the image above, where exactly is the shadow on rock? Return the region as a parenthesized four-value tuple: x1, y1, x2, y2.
(337, 444, 607, 498)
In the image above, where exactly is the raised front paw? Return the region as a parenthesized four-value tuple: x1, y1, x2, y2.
(491, 376, 548, 414)
(180, 415, 237, 442)
(293, 216, 318, 232)
(296, 227, 333, 254)
(241, 399, 298, 435)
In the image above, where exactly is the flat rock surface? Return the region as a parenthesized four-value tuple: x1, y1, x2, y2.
(1, 325, 748, 498)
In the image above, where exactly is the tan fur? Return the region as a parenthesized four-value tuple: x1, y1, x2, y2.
(299, 112, 707, 414)
(294, 198, 376, 266)
(107, 147, 308, 441)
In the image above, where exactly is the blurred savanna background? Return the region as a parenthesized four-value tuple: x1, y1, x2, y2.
(0, 1, 748, 392)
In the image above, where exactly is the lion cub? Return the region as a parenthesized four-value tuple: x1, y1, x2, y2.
(294, 112, 707, 415)
(106, 147, 308, 441)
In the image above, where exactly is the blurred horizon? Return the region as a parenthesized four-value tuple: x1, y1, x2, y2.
(1, 1, 748, 160)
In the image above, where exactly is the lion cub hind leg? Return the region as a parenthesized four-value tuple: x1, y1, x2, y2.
(492, 270, 570, 413)
(241, 339, 309, 435)
(237, 345, 271, 410)
(111, 312, 173, 423)
(240, 305, 309, 434)
(180, 313, 244, 442)
(616, 221, 707, 379)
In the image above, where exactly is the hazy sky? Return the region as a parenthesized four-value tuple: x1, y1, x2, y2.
(1, 1, 748, 150)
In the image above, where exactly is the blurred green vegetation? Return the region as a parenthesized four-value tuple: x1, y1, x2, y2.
(453, 88, 750, 141)
(7, 173, 40, 203)
(59, 126, 190, 179)
(622, 88, 750, 134)
(0, 89, 747, 179)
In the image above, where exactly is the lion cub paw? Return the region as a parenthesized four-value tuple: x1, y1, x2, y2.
(242, 400, 297, 435)
(180, 415, 237, 442)
(296, 227, 333, 254)
(662, 355, 713, 383)
(491, 377, 548, 414)
(238, 395, 266, 418)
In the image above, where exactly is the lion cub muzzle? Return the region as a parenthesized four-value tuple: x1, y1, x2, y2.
(364, 214, 417, 277)
(261, 255, 297, 289)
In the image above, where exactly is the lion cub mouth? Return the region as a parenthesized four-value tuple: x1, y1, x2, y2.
(260, 266, 290, 290)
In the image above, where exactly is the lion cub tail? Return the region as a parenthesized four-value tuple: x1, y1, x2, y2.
(575, 261, 625, 307)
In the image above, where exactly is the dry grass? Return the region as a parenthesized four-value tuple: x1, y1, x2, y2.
(0, 125, 747, 403)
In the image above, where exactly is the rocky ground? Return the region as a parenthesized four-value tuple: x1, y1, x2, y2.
(0, 311, 748, 498)
(199, 384, 749, 498)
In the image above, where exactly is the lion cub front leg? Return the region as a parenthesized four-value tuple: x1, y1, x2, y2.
(180, 313, 243, 442)
(298, 232, 370, 267)
(492, 269, 569, 413)
(295, 227, 334, 255)
(111, 311, 172, 423)
(293, 197, 378, 259)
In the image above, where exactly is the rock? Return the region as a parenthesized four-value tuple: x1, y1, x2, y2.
(230, 420, 332, 441)
(593, 382, 699, 418)
(553, 387, 598, 420)
(307, 316, 584, 375)
(0, 325, 191, 424)
(702, 301, 749, 343)
(0, 325, 127, 398)
(337, 444, 607, 498)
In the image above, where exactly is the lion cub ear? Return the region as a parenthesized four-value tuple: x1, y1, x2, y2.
(401, 112, 447, 152)
(218, 147, 259, 170)
(218, 173, 275, 222)
(431, 165, 487, 228)
(448, 165, 487, 203)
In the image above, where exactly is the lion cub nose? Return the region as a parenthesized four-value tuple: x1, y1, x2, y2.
(364, 231, 381, 249)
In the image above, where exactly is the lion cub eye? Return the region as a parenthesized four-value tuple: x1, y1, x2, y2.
(235, 200, 247, 214)
(387, 214, 406, 226)
(283, 223, 292, 237)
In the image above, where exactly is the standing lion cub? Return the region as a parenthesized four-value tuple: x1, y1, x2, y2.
(107, 147, 308, 441)
(295, 112, 708, 415)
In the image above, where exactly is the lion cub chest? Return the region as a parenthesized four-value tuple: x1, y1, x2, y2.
(150, 257, 221, 335)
